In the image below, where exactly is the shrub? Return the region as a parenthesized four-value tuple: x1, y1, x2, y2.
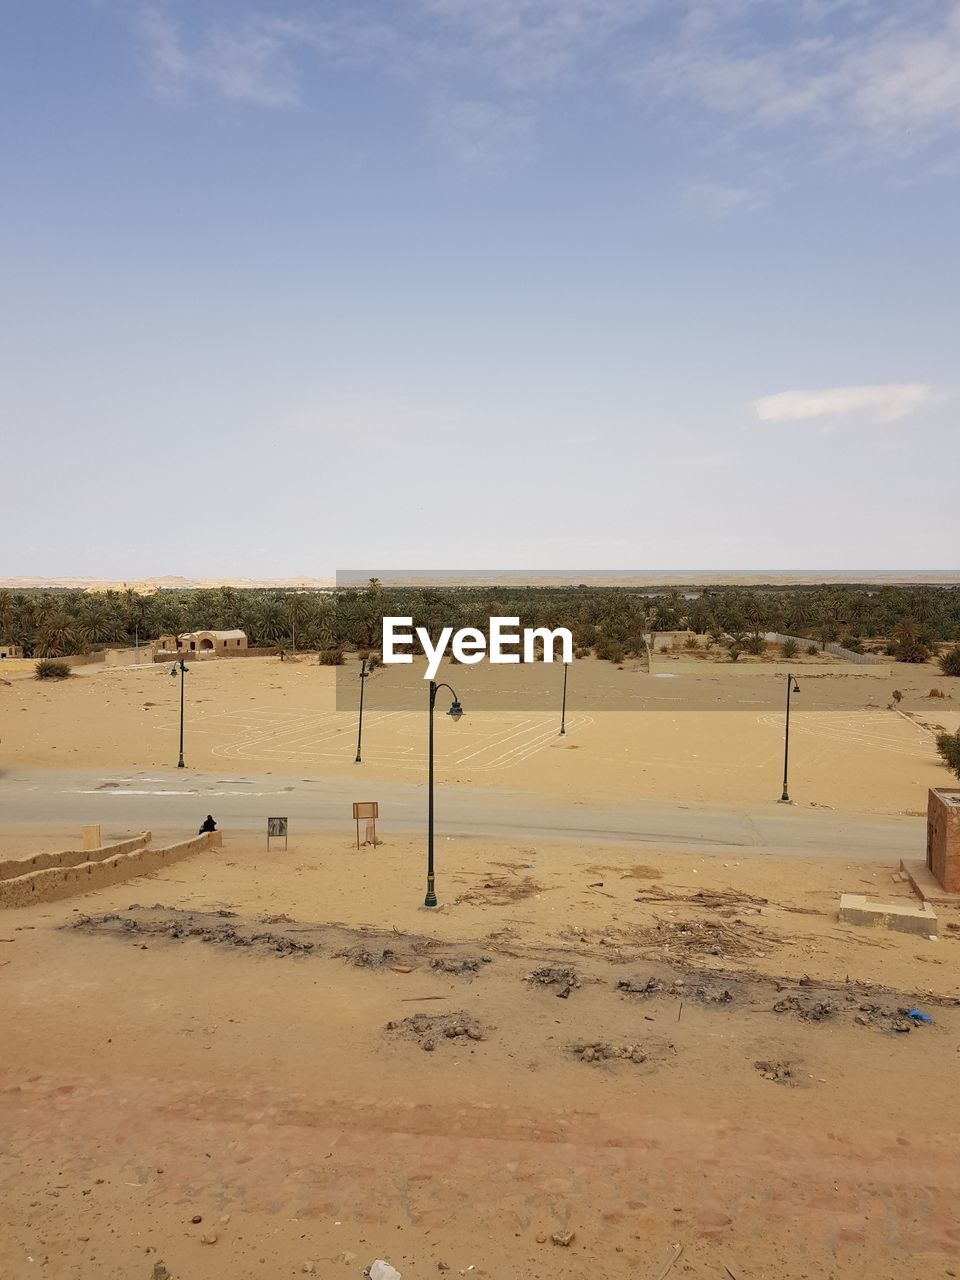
(929, 688, 946, 699)
(34, 659, 71, 680)
(936, 729, 960, 780)
(574, 646, 591, 660)
(684, 634, 700, 651)
(806, 644, 818, 656)
(780, 638, 798, 659)
(744, 635, 765, 656)
(894, 639, 931, 664)
(728, 645, 741, 662)
(318, 648, 345, 666)
(892, 689, 903, 705)
(939, 647, 960, 678)
(595, 638, 625, 663)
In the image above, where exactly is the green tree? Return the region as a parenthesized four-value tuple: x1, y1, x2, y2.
(936, 730, 960, 780)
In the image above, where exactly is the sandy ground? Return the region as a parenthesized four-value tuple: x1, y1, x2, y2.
(2, 829, 960, 1279)
(2, 656, 957, 815)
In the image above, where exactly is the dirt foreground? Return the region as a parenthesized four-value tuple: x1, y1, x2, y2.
(2, 829, 960, 1279)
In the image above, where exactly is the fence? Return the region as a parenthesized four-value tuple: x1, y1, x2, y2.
(765, 633, 886, 666)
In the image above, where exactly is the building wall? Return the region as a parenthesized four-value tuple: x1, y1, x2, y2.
(927, 788, 960, 893)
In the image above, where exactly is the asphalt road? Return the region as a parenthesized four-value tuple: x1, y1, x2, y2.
(0, 766, 924, 861)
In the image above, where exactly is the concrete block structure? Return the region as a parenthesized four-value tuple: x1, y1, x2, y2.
(927, 788, 960, 894)
(839, 894, 938, 937)
(0, 642, 24, 659)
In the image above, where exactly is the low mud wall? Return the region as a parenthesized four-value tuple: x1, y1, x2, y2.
(0, 833, 152, 882)
(0, 832, 221, 909)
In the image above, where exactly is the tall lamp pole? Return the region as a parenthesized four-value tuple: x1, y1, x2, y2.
(779, 673, 800, 802)
(355, 657, 369, 763)
(425, 680, 464, 908)
(170, 658, 188, 768)
(559, 661, 569, 736)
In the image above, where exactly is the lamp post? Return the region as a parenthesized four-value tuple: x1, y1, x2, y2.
(425, 680, 464, 908)
(170, 658, 188, 768)
(355, 657, 369, 763)
(779, 673, 799, 802)
(559, 661, 568, 736)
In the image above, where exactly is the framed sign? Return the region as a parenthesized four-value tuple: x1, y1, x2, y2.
(352, 801, 379, 849)
(267, 816, 288, 850)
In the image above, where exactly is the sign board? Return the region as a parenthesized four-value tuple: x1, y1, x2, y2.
(267, 816, 288, 850)
(352, 801, 379, 849)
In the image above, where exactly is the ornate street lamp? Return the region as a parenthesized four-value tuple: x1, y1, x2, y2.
(425, 680, 463, 908)
(779, 673, 800, 802)
(170, 658, 189, 768)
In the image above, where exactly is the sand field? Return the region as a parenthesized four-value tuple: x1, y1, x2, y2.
(2, 831, 960, 1278)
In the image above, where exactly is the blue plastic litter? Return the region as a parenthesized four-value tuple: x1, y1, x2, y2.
(906, 1008, 933, 1024)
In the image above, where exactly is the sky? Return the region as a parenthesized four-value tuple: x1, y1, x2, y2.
(2, 0, 959, 578)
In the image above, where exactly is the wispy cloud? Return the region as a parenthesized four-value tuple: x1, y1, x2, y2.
(139, 6, 301, 106)
(132, 2, 960, 173)
(754, 383, 935, 423)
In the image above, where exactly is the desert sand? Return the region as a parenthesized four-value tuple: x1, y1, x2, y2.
(2, 654, 956, 815)
(2, 829, 959, 1279)
(3, 653, 960, 1278)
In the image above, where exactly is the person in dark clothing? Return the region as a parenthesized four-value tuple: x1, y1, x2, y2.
(199, 814, 217, 834)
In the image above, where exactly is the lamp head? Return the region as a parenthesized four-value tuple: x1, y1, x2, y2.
(792, 678, 800, 694)
(170, 665, 177, 677)
(447, 699, 464, 722)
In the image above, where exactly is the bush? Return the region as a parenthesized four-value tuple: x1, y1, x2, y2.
(895, 639, 931, 664)
(744, 635, 765, 656)
(728, 645, 741, 662)
(684, 634, 700, 651)
(806, 644, 818, 656)
(892, 689, 903, 705)
(34, 659, 72, 680)
(780, 638, 798, 659)
(318, 648, 345, 666)
(939, 646, 960, 678)
(595, 638, 625, 663)
(936, 729, 960, 780)
(929, 688, 946, 699)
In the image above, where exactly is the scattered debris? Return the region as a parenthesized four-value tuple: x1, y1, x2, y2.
(429, 956, 482, 976)
(755, 1059, 798, 1085)
(571, 1042, 647, 1065)
(616, 976, 663, 997)
(526, 966, 581, 998)
(151, 1264, 170, 1280)
(654, 1242, 684, 1279)
(454, 874, 542, 906)
(772, 996, 837, 1023)
(551, 1231, 575, 1247)
(386, 1012, 486, 1049)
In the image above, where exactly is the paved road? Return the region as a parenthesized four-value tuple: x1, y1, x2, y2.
(0, 766, 924, 861)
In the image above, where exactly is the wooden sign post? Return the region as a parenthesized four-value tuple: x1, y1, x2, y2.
(352, 801, 379, 849)
(267, 816, 289, 851)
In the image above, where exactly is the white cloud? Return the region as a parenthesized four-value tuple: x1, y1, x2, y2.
(754, 383, 935, 423)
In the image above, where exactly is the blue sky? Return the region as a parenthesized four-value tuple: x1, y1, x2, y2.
(2, 0, 959, 577)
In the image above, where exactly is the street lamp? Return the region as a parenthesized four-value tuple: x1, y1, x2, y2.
(355, 657, 370, 763)
(559, 661, 569, 736)
(170, 658, 188, 768)
(425, 680, 464, 908)
(779, 673, 800, 803)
